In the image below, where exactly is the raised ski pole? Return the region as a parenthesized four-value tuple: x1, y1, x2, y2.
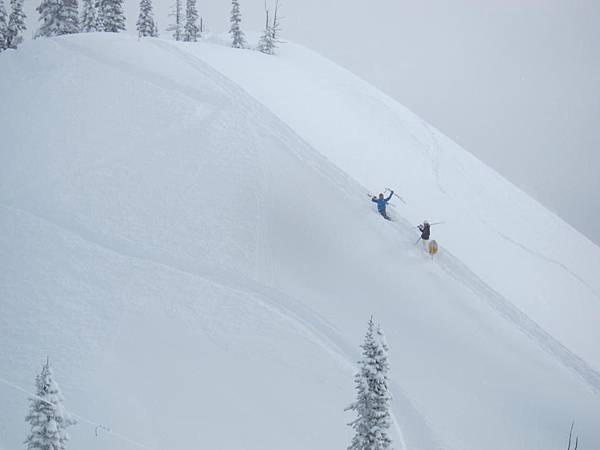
(414, 221, 445, 228)
(385, 187, 406, 204)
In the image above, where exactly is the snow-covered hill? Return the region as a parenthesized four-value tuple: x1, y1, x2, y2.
(1, 33, 599, 450)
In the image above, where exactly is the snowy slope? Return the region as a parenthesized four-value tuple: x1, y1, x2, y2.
(0, 33, 599, 450)
(196, 41, 600, 373)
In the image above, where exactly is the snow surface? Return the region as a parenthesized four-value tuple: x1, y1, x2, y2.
(197, 40, 600, 372)
(1, 33, 599, 450)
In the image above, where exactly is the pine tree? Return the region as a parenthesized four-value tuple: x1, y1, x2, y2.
(35, 0, 79, 37)
(257, 0, 280, 55)
(0, 0, 8, 51)
(24, 358, 76, 450)
(98, 0, 124, 32)
(136, 0, 156, 37)
(257, 7, 272, 54)
(6, 0, 25, 48)
(166, 0, 182, 41)
(93, 0, 103, 30)
(80, 0, 98, 32)
(34, 0, 56, 38)
(182, 0, 198, 42)
(346, 317, 393, 450)
(62, 0, 79, 33)
(229, 0, 245, 49)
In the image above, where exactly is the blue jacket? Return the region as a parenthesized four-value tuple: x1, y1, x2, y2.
(372, 191, 393, 213)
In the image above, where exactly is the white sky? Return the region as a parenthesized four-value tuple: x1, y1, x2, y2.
(21, 0, 600, 244)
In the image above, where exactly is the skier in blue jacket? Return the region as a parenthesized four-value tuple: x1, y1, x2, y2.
(371, 190, 394, 220)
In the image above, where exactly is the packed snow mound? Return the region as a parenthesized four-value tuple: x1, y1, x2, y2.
(0, 33, 599, 450)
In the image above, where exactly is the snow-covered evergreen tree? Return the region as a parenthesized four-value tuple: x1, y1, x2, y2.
(182, 0, 198, 42)
(257, 1, 280, 55)
(98, 0, 124, 32)
(229, 0, 245, 49)
(63, 0, 79, 33)
(6, 0, 26, 49)
(136, 0, 156, 37)
(24, 358, 76, 450)
(35, 0, 79, 37)
(0, 0, 8, 51)
(166, 0, 183, 41)
(80, 0, 98, 32)
(257, 8, 272, 54)
(346, 317, 393, 450)
(35, 0, 60, 37)
(93, 0, 103, 30)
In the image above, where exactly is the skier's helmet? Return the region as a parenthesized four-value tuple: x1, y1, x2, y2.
(379, 193, 384, 199)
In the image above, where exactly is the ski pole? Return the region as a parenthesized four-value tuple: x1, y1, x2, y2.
(414, 221, 445, 228)
(393, 193, 406, 204)
(414, 237, 422, 245)
(385, 187, 406, 204)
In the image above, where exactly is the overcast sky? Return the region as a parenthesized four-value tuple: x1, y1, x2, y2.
(22, 0, 600, 244)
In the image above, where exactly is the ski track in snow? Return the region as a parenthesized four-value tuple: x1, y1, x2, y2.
(402, 107, 600, 308)
(419, 119, 448, 196)
(493, 230, 600, 301)
(380, 214, 600, 393)
(435, 248, 600, 393)
(382, 208, 600, 394)
(414, 114, 600, 375)
(415, 101, 600, 303)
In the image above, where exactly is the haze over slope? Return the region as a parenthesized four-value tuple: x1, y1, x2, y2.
(1, 34, 599, 450)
